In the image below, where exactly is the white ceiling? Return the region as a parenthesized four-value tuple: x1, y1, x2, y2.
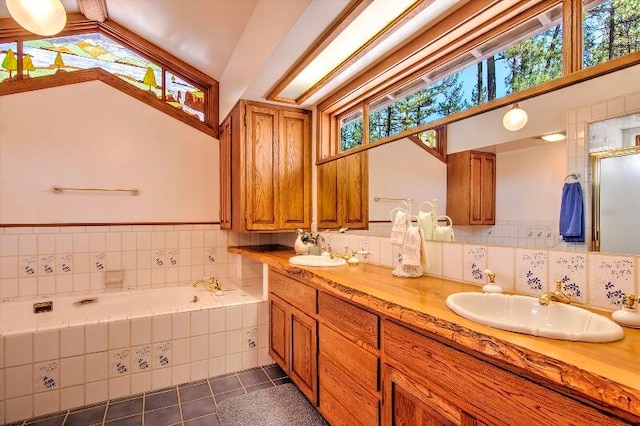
(0, 0, 465, 121)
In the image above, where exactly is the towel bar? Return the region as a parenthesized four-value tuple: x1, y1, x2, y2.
(52, 186, 140, 195)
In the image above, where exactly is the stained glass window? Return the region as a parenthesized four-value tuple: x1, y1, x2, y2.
(165, 71, 204, 122)
(0, 42, 18, 83)
(23, 33, 162, 98)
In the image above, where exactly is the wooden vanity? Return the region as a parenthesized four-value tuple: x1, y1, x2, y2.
(229, 245, 640, 425)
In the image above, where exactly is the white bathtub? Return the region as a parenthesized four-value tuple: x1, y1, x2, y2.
(0, 278, 271, 424)
(0, 277, 263, 334)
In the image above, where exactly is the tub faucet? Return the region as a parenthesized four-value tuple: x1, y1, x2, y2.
(539, 280, 572, 306)
(192, 277, 221, 293)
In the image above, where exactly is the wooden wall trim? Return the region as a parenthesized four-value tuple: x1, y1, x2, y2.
(265, 0, 371, 102)
(317, 0, 505, 111)
(294, 0, 435, 105)
(563, 0, 583, 74)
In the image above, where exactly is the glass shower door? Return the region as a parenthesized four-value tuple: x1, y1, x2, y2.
(596, 149, 640, 255)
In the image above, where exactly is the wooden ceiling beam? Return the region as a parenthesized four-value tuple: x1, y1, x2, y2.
(78, 0, 108, 23)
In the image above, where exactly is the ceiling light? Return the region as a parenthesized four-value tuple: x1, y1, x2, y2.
(502, 103, 528, 131)
(540, 132, 566, 142)
(6, 0, 67, 36)
(280, 0, 418, 98)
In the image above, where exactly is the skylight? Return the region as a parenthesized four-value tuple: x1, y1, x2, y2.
(279, 0, 418, 99)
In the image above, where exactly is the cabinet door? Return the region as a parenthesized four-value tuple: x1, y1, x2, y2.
(268, 293, 289, 372)
(219, 116, 232, 230)
(317, 153, 369, 230)
(245, 104, 280, 231)
(278, 110, 311, 230)
(383, 364, 484, 426)
(317, 160, 340, 229)
(338, 152, 368, 229)
(289, 305, 317, 404)
(469, 152, 495, 225)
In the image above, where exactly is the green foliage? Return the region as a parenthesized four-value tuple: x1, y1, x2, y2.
(500, 25, 563, 94)
(340, 117, 363, 151)
(584, 0, 640, 67)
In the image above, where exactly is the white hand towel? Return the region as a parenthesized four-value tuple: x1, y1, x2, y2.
(389, 210, 407, 245)
(418, 226, 430, 271)
(418, 210, 434, 240)
(433, 225, 456, 242)
(400, 226, 421, 266)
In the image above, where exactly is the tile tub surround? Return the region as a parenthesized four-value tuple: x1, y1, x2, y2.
(0, 224, 271, 300)
(11, 364, 291, 426)
(0, 280, 273, 424)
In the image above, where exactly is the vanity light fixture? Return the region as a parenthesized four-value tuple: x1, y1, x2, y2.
(540, 132, 566, 142)
(6, 0, 67, 36)
(502, 103, 528, 131)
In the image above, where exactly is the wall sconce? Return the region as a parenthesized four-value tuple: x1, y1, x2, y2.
(6, 0, 67, 36)
(502, 103, 528, 131)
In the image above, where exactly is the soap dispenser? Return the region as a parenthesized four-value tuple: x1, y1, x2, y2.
(482, 269, 503, 293)
(612, 294, 640, 328)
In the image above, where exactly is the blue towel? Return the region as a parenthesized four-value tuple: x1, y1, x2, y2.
(559, 182, 584, 242)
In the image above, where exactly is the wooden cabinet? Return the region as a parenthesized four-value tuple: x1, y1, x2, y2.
(382, 320, 629, 426)
(268, 269, 317, 404)
(446, 150, 495, 225)
(317, 152, 368, 230)
(219, 115, 232, 230)
(220, 100, 311, 232)
(317, 292, 380, 425)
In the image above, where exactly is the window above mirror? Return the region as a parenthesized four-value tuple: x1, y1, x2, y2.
(318, 0, 640, 164)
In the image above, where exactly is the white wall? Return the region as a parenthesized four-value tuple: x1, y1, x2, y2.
(369, 138, 447, 220)
(0, 81, 218, 224)
(496, 141, 567, 222)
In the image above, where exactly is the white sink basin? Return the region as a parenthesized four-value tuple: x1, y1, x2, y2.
(445, 292, 624, 343)
(289, 255, 346, 267)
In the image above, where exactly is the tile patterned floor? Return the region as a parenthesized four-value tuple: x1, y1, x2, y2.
(11, 364, 290, 426)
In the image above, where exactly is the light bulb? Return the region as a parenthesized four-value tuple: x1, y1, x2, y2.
(6, 0, 67, 36)
(502, 103, 528, 131)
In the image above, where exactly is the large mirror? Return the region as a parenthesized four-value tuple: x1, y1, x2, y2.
(359, 62, 640, 255)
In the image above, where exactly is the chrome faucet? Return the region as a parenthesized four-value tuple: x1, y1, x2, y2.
(539, 280, 572, 306)
(192, 277, 222, 293)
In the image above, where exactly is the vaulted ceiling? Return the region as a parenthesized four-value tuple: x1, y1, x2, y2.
(0, 0, 512, 122)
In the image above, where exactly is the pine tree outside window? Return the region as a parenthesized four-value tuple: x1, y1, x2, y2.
(339, 108, 364, 152)
(583, 0, 640, 68)
(367, 6, 563, 145)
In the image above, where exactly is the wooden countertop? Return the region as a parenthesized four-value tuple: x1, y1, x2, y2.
(230, 245, 640, 419)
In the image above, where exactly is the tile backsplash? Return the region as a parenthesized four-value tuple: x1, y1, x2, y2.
(0, 224, 271, 300)
(319, 230, 640, 311)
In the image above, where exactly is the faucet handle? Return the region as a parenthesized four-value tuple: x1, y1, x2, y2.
(624, 294, 637, 309)
(555, 279, 565, 292)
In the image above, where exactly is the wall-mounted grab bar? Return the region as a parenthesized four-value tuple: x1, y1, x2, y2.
(52, 186, 140, 195)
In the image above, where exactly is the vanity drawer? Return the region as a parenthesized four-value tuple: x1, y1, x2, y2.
(269, 269, 316, 315)
(318, 292, 378, 348)
(319, 323, 378, 394)
(319, 354, 379, 426)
